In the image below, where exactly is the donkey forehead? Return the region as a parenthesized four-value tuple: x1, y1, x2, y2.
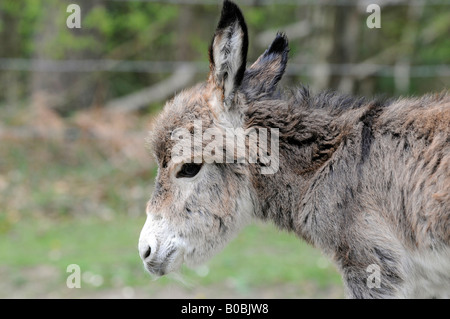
(168, 84, 212, 114)
(149, 84, 216, 165)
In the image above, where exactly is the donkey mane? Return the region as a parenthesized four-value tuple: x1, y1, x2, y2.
(244, 86, 383, 178)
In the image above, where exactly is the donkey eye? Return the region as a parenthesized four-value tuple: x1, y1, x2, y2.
(176, 163, 202, 178)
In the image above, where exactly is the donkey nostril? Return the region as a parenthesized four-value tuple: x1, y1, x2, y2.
(143, 246, 151, 259)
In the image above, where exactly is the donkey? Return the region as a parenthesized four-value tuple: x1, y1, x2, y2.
(138, 0, 450, 298)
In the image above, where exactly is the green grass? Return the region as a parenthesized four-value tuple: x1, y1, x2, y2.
(0, 215, 342, 297)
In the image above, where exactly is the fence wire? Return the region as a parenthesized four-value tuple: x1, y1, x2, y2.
(1, 58, 449, 78)
(108, 0, 450, 6)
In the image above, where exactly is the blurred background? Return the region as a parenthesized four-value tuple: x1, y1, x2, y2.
(0, 0, 449, 298)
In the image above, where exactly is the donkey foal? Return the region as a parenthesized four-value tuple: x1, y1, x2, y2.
(138, 0, 450, 298)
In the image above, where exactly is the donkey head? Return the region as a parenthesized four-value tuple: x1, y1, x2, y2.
(138, 0, 288, 276)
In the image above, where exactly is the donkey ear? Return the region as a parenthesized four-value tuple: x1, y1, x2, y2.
(242, 33, 289, 100)
(209, 0, 248, 108)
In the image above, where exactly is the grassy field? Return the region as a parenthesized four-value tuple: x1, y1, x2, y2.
(0, 217, 343, 298)
(0, 109, 343, 298)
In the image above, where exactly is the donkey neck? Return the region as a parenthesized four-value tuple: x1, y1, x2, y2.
(245, 88, 384, 244)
